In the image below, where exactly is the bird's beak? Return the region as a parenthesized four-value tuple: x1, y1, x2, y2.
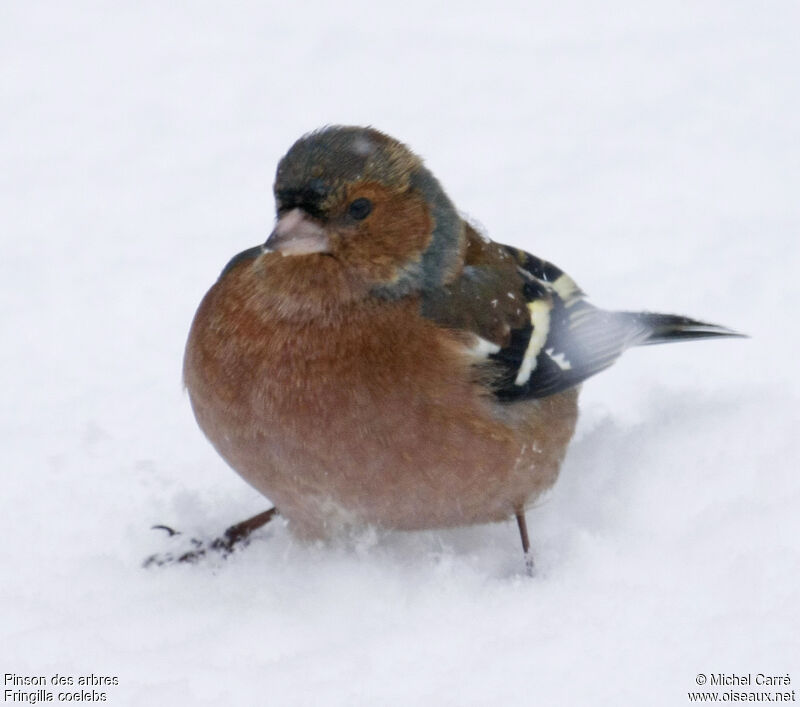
(264, 209, 330, 255)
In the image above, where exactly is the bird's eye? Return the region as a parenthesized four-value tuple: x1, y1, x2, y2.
(347, 197, 372, 220)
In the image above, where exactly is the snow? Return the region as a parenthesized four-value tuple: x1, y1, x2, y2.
(2, 2, 798, 704)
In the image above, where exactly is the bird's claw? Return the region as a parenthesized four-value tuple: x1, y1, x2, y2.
(143, 508, 279, 568)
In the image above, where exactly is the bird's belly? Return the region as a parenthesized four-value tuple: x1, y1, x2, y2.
(192, 370, 577, 539)
(184, 285, 578, 539)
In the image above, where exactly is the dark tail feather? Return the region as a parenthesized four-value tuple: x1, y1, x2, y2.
(623, 312, 747, 347)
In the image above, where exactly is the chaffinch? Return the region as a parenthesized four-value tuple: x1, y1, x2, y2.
(182, 125, 741, 567)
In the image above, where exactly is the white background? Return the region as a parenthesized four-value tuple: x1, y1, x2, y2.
(2, 2, 798, 704)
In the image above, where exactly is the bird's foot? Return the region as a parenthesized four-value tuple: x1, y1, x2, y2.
(143, 507, 279, 567)
(522, 550, 535, 577)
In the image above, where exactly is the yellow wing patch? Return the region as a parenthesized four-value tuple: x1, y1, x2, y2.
(514, 299, 552, 385)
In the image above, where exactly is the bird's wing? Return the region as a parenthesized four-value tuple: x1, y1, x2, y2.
(420, 227, 653, 401)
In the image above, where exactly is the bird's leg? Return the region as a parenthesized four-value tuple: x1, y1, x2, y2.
(515, 510, 535, 576)
(144, 507, 279, 567)
(214, 507, 280, 552)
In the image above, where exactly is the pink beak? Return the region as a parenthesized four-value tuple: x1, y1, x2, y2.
(264, 209, 330, 255)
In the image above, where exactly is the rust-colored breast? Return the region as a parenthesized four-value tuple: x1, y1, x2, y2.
(184, 252, 579, 539)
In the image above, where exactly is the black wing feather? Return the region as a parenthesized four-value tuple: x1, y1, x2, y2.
(421, 239, 742, 402)
(486, 249, 742, 401)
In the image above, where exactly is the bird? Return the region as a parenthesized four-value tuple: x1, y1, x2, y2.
(183, 125, 742, 568)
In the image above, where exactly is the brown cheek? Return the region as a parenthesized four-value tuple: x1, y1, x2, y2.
(337, 190, 432, 283)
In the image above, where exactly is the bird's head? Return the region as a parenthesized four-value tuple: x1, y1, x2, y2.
(264, 126, 465, 297)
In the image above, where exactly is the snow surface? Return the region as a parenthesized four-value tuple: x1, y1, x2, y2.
(2, 2, 798, 705)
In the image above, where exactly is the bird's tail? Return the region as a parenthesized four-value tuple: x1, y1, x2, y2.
(622, 312, 746, 347)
